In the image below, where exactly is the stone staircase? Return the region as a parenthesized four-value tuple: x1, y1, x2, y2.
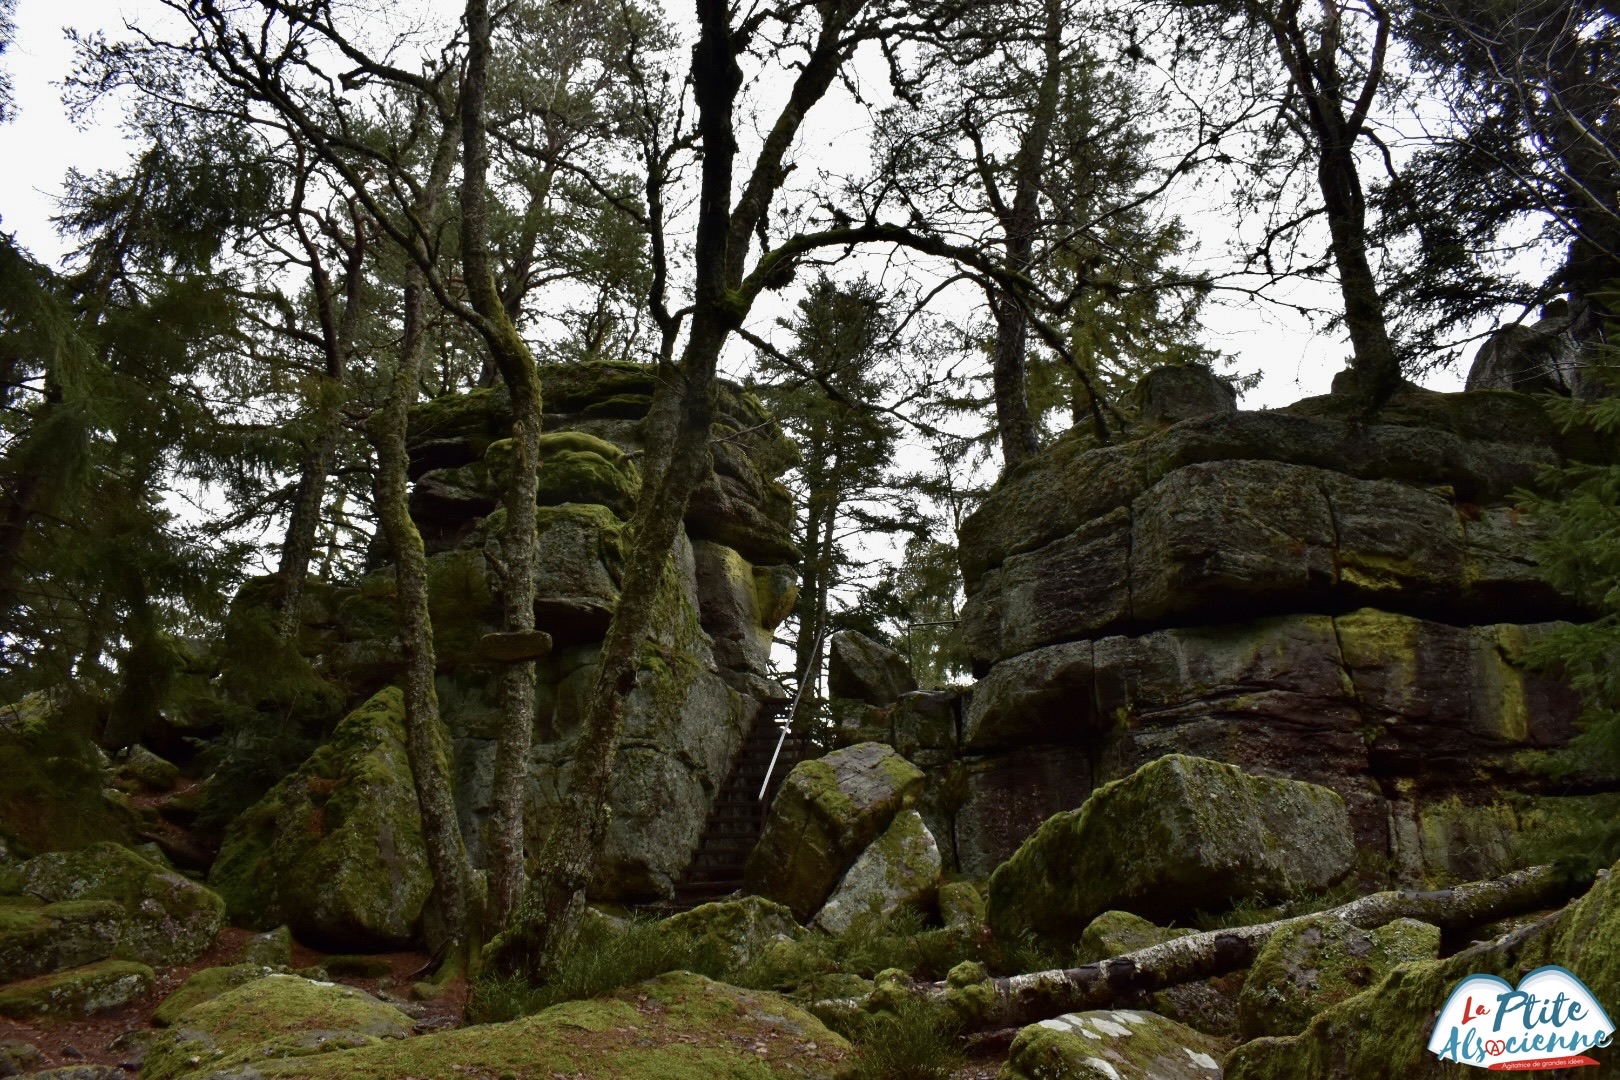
(670, 703, 816, 907)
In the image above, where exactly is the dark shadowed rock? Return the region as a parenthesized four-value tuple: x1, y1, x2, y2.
(828, 631, 918, 707)
(1136, 364, 1238, 427)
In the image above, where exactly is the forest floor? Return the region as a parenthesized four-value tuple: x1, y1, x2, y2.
(0, 927, 469, 1074)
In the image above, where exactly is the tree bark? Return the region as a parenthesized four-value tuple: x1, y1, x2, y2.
(462, 0, 546, 932)
(368, 116, 480, 971)
(818, 864, 1576, 1031)
(481, 0, 746, 979)
(988, 0, 1062, 474)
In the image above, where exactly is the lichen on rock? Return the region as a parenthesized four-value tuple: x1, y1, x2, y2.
(999, 1008, 1225, 1080)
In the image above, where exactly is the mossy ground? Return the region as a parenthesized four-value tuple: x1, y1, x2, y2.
(250, 972, 853, 1079)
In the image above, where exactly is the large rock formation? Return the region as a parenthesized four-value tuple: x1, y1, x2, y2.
(233, 362, 800, 906)
(928, 378, 1617, 885)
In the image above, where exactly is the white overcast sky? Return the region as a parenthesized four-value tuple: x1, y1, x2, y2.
(0, 0, 1471, 409)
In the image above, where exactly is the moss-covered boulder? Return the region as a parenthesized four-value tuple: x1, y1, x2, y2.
(209, 687, 431, 949)
(662, 896, 805, 971)
(999, 1009, 1224, 1079)
(814, 809, 942, 935)
(0, 959, 154, 1019)
(15, 842, 224, 965)
(746, 743, 925, 922)
(117, 745, 180, 792)
(1224, 857, 1620, 1079)
(153, 964, 282, 1026)
(1237, 915, 1440, 1039)
(988, 755, 1355, 949)
(143, 974, 413, 1080)
(244, 971, 853, 1079)
(0, 897, 124, 982)
(1076, 910, 1197, 964)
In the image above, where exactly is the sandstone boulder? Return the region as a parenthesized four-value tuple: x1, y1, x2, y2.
(661, 896, 805, 971)
(210, 687, 431, 949)
(1000, 1009, 1224, 1080)
(988, 755, 1355, 948)
(813, 809, 942, 934)
(16, 842, 224, 966)
(143, 974, 414, 1080)
(746, 743, 924, 921)
(1136, 364, 1238, 427)
(828, 631, 918, 706)
(1076, 911, 1196, 964)
(1237, 915, 1440, 1039)
(0, 960, 154, 1019)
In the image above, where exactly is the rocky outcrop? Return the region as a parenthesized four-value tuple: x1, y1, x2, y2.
(237, 362, 800, 906)
(746, 743, 924, 922)
(931, 381, 1616, 888)
(987, 755, 1355, 949)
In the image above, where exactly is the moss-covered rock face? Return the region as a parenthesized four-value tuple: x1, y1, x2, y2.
(814, 809, 942, 935)
(999, 1009, 1225, 1080)
(15, 842, 224, 966)
(1225, 855, 1620, 1079)
(240, 971, 853, 1079)
(988, 755, 1355, 950)
(117, 745, 180, 792)
(1236, 915, 1440, 1039)
(746, 744, 926, 922)
(0, 959, 154, 1019)
(153, 964, 282, 1026)
(241, 925, 293, 968)
(209, 687, 431, 949)
(1076, 911, 1197, 965)
(662, 896, 806, 971)
(143, 974, 414, 1080)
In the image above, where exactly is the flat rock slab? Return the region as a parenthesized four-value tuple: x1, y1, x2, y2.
(814, 809, 942, 934)
(1000, 1009, 1225, 1079)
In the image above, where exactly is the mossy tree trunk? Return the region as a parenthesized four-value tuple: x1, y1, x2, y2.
(369, 119, 481, 969)
(460, 0, 546, 932)
(832, 864, 1577, 1032)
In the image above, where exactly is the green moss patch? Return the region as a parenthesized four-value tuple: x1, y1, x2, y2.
(253, 971, 853, 1079)
(153, 964, 282, 1026)
(144, 974, 414, 1080)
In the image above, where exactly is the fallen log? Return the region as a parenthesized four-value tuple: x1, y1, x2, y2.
(817, 864, 1577, 1032)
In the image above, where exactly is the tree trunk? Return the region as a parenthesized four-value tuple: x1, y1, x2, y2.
(273, 425, 339, 639)
(481, 0, 746, 978)
(1317, 139, 1401, 410)
(369, 117, 480, 971)
(989, 0, 1063, 475)
(816, 864, 1576, 1031)
(372, 268, 482, 971)
(462, 0, 546, 932)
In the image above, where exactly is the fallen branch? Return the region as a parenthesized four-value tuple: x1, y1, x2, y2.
(818, 864, 1577, 1032)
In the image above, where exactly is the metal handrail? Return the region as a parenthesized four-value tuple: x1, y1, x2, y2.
(759, 629, 823, 802)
